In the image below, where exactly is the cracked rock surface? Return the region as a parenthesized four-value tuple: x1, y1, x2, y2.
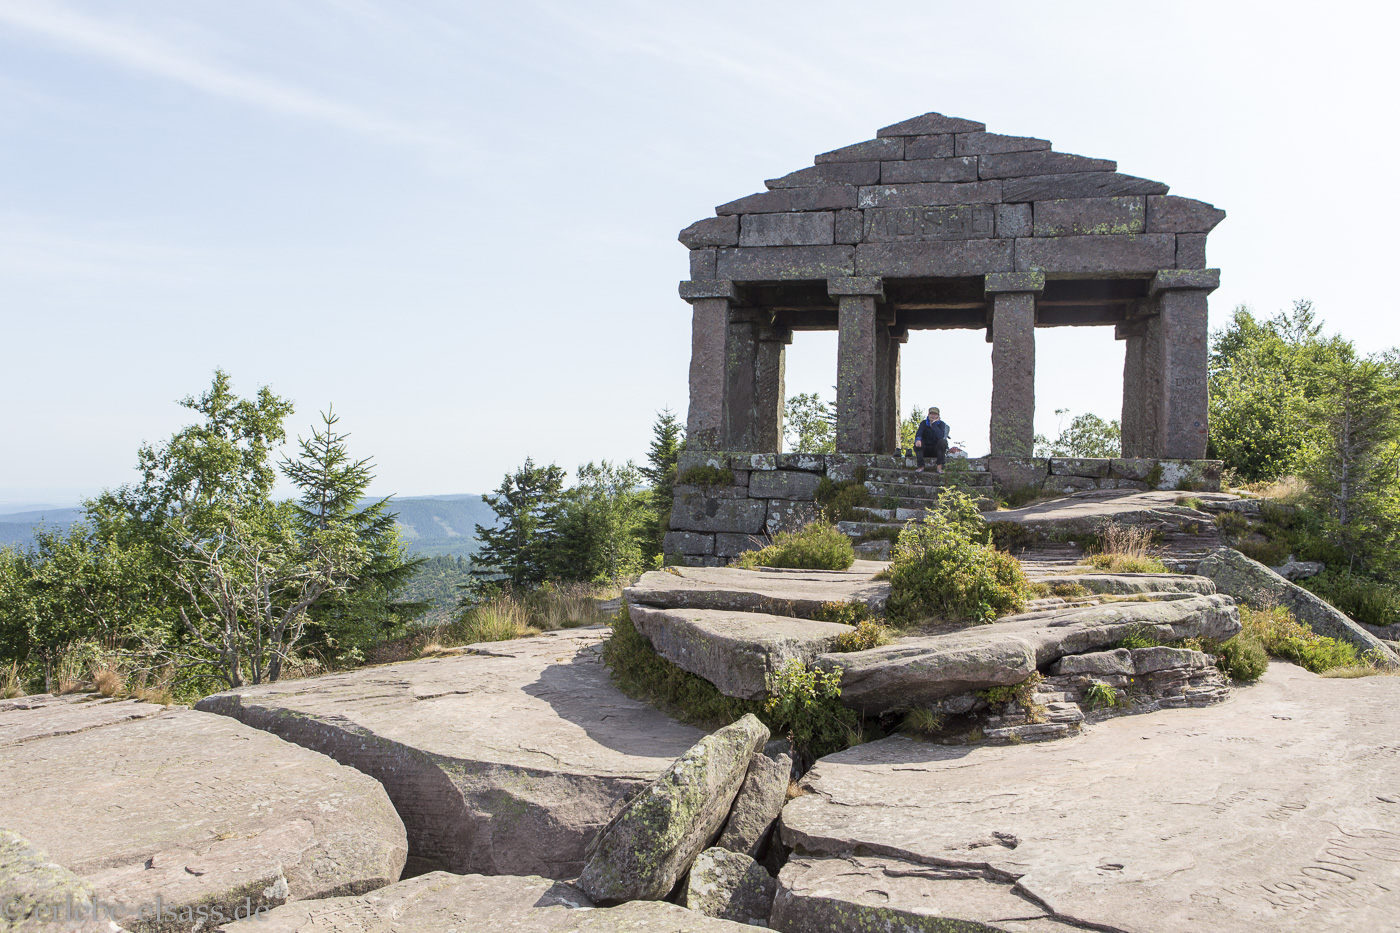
(196, 628, 703, 879)
(780, 663, 1400, 932)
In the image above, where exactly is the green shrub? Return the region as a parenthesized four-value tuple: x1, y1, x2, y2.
(1083, 679, 1122, 710)
(830, 619, 892, 652)
(815, 478, 875, 523)
(1050, 582, 1088, 598)
(1302, 570, 1400, 628)
(1176, 496, 1206, 511)
(1215, 511, 1252, 538)
(1215, 635, 1269, 681)
(810, 600, 874, 625)
(885, 490, 1027, 626)
(901, 707, 944, 736)
(736, 522, 854, 571)
(987, 521, 1039, 554)
(678, 465, 735, 488)
(764, 659, 861, 760)
(1236, 537, 1291, 566)
(1240, 605, 1358, 673)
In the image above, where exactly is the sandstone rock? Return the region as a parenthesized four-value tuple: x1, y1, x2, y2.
(196, 629, 703, 878)
(0, 694, 164, 747)
(216, 871, 755, 933)
(0, 705, 406, 933)
(772, 855, 1081, 933)
(716, 752, 791, 858)
(819, 595, 1240, 713)
(579, 714, 769, 904)
(1271, 559, 1324, 581)
(626, 566, 888, 618)
(0, 829, 117, 933)
(1027, 573, 1216, 596)
(781, 664, 1400, 931)
(748, 469, 823, 500)
(1197, 547, 1400, 666)
(628, 605, 852, 700)
(684, 848, 776, 925)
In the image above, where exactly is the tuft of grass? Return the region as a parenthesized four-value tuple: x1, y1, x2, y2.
(1087, 521, 1168, 574)
(457, 596, 542, 644)
(901, 707, 945, 736)
(1050, 582, 1088, 598)
(810, 600, 875, 625)
(1239, 604, 1359, 673)
(1, 661, 23, 699)
(736, 522, 854, 571)
(830, 619, 893, 652)
(1083, 679, 1122, 710)
(1176, 496, 1206, 511)
(1027, 582, 1051, 598)
(92, 664, 125, 698)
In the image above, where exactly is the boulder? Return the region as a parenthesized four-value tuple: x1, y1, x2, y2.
(684, 848, 776, 925)
(1197, 547, 1400, 667)
(819, 594, 1240, 713)
(1270, 559, 1324, 581)
(579, 714, 769, 904)
(780, 664, 1400, 932)
(626, 566, 888, 618)
(215, 871, 755, 933)
(628, 604, 854, 699)
(0, 703, 406, 933)
(0, 829, 116, 933)
(716, 752, 791, 858)
(772, 855, 1077, 932)
(196, 629, 704, 878)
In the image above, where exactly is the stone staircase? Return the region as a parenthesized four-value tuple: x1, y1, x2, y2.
(838, 464, 999, 557)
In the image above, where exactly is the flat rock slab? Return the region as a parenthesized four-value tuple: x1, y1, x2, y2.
(196, 628, 704, 878)
(819, 594, 1240, 713)
(993, 489, 1234, 528)
(1024, 572, 1216, 596)
(627, 566, 888, 618)
(781, 664, 1400, 932)
(0, 705, 406, 932)
(216, 871, 754, 932)
(630, 604, 854, 699)
(0, 694, 165, 747)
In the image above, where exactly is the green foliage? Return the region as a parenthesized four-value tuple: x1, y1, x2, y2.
(810, 600, 875, 625)
(830, 619, 892, 652)
(401, 555, 476, 625)
(898, 404, 926, 451)
(1083, 679, 1122, 710)
(815, 477, 874, 523)
(784, 393, 835, 453)
(1033, 408, 1121, 458)
(551, 461, 650, 583)
(1086, 553, 1169, 574)
(901, 707, 944, 736)
(987, 521, 1038, 553)
(1050, 582, 1088, 598)
(1240, 605, 1358, 673)
(736, 522, 854, 571)
(979, 672, 1044, 718)
(1176, 496, 1206, 511)
(1215, 635, 1269, 681)
(470, 458, 566, 592)
(763, 659, 861, 760)
(1302, 570, 1400, 628)
(639, 409, 684, 565)
(885, 489, 1027, 625)
(677, 465, 734, 488)
(856, 526, 902, 544)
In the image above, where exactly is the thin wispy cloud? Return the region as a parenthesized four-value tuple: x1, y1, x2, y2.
(0, 0, 468, 157)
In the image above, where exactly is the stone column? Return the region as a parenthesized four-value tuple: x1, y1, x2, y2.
(679, 280, 741, 449)
(830, 277, 885, 453)
(724, 312, 761, 450)
(753, 324, 791, 453)
(1150, 269, 1219, 459)
(1116, 308, 1146, 458)
(985, 271, 1044, 458)
(884, 327, 907, 453)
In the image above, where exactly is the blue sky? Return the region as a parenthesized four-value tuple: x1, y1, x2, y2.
(2, 1, 1396, 508)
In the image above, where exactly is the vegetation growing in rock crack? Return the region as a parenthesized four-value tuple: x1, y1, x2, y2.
(763, 659, 861, 761)
(829, 619, 893, 652)
(735, 522, 854, 571)
(1083, 679, 1122, 710)
(884, 489, 1027, 625)
(814, 475, 875, 524)
(1085, 521, 1168, 574)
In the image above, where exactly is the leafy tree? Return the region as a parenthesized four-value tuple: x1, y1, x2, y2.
(639, 409, 684, 563)
(552, 461, 649, 582)
(898, 405, 926, 451)
(1034, 409, 1121, 458)
(470, 458, 566, 592)
(784, 392, 835, 453)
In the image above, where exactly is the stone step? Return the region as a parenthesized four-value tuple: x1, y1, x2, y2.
(627, 565, 888, 618)
(864, 470, 994, 490)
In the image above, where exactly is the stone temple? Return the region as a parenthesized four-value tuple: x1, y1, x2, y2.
(666, 112, 1226, 564)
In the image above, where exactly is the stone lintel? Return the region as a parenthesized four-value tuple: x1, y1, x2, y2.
(680, 279, 742, 303)
(985, 270, 1046, 295)
(828, 276, 885, 299)
(1115, 320, 1146, 340)
(889, 325, 910, 343)
(1150, 269, 1220, 295)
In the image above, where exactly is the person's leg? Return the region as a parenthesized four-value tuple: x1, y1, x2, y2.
(915, 443, 926, 471)
(935, 439, 948, 472)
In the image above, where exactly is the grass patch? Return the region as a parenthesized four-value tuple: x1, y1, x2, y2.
(1215, 510, 1252, 538)
(1175, 496, 1206, 511)
(1086, 521, 1168, 574)
(1, 661, 22, 699)
(1083, 679, 1122, 710)
(1050, 582, 1088, 598)
(815, 477, 875, 523)
(735, 522, 854, 571)
(830, 620, 893, 652)
(1240, 604, 1359, 673)
(678, 464, 735, 488)
(901, 707, 945, 736)
(810, 601, 875, 625)
(885, 490, 1028, 626)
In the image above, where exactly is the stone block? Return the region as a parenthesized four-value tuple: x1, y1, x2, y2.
(677, 450, 743, 472)
(678, 215, 739, 248)
(672, 483, 748, 500)
(739, 212, 834, 247)
(1177, 234, 1207, 269)
(766, 162, 880, 188)
(857, 180, 1001, 209)
(715, 245, 854, 281)
(715, 533, 767, 558)
(1151, 268, 1220, 293)
(816, 137, 903, 163)
(994, 202, 1032, 237)
(716, 186, 857, 215)
(833, 209, 863, 243)
(1130, 646, 1211, 674)
(1032, 196, 1145, 236)
(979, 151, 1115, 179)
(685, 847, 776, 925)
(689, 248, 717, 279)
(671, 495, 769, 534)
(984, 270, 1045, 293)
(1002, 172, 1170, 202)
(955, 131, 1052, 155)
(827, 276, 885, 297)
(903, 134, 954, 159)
(679, 280, 740, 301)
(857, 239, 1013, 277)
(861, 204, 994, 242)
(717, 753, 791, 859)
(775, 453, 828, 472)
(877, 112, 985, 137)
(748, 453, 777, 470)
(663, 531, 715, 556)
(1049, 457, 1111, 478)
(879, 156, 978, 184)
(1015, 234, 1177, 274)
(749, 469, 823, 500)
(1051, 648, 1133, 676)
(1044, 475, 1099, 493)
(986, 457, 1049, 489)
(1146, 195, 1226, 233)
(766, 499, 821, 535)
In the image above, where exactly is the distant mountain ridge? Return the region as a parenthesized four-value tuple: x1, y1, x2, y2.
(0, 497, 490, 558)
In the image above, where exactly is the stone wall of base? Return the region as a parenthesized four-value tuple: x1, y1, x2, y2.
(665, 452, 1221, 566)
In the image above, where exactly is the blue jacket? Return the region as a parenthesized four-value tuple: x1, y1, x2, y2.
(915, 418, 949, 446)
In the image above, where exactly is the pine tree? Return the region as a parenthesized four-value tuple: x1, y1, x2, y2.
(469, 459, 566, 593)
(639, 409, 683, 563)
